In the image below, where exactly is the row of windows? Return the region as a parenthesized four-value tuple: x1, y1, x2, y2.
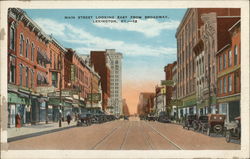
(10, 25, 49, 69)
(219, 45, 239, 71)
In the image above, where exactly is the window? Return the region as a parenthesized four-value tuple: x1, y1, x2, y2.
(52, 72, 58, 88)
(10, 24, 15, 50)
(228, 75, 232, 92)
(234, 71, 239, 92)
(223, 77, 227, 93)
(19, 65, 23, 86)
(19, 34, 24, 56)
(9, 56, 16, 83)
(219, 55, 223, 71)
(220, 79, 223, 94)
(25, 67, 29, 87)
(228, 50, 232, 67)
(30, 70, 34, 88)
(25, 39, 29, 58)
(234, 45, 238, 65)
(31, 43, 34, 61)
(223, 53, 227, 69)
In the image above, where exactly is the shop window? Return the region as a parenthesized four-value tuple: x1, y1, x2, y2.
(19, 34, 24, 56)
(10, 24, 15, 50)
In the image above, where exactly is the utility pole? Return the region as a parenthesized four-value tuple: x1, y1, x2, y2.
(59, 51, 62, 127)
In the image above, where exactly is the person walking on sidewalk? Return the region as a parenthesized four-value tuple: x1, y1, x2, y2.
(15, 112, 21, 131)
(66, 113, 72, 125)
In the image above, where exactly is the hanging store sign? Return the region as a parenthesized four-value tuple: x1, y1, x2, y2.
(87, 93, 101, 101)
(48, 90, 72, 97)
(161, 80, 174, 86)
(71, 65, 76, 82)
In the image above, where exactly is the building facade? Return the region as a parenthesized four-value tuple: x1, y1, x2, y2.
(106, 49, 123, 116)
(8, 8, 51, 127)
(164, 62, 175, 116)
(154, 86, 166, 116)
(216, 20, 240, 122)
(90, 50, 111, 112)
(193, 9, 240, 115)
(137, 92, 155, 115)
(176, 8, 240, 118)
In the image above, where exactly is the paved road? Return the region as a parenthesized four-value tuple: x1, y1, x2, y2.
(8, 119, 240, 150)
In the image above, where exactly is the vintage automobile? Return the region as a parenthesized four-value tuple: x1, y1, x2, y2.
(201, 114, 226, 136)
(192, 115, 209, 131)
(147, 115, 157, 121)
(224, 116, 241, 143)
(183, 114, 197, 130)
(77, 113, 93, 126)
(158, 115, 171, 123)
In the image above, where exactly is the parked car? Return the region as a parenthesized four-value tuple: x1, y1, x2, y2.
(192, 115, 209, 131)
(224, 116, 241, 143)
(201, 114, 226, 136)
(147, 115, 157, 121)
(77, 113, 92, 126)
(158, 115, 171, 123)
(183, 114, 197, 130)
(124, 116, 129, 120)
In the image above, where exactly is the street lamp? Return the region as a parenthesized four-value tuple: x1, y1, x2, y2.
(59, 103, 62, 127)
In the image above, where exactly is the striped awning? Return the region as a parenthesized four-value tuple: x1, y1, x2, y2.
(37, 50, 51, 64)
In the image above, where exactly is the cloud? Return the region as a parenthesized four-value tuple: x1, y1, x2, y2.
(34, 18, 176, 57)
(93, 18, 180, 38)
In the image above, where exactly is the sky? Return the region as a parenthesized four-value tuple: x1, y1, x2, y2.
(24, 9, 187, 114)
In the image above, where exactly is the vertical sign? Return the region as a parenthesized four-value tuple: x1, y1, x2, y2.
(71, 65, 75, 82)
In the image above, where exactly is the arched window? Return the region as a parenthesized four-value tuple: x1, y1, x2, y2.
(31, 43, 34, 61)
(26, 39, 29, 58)
(9, 23, 15, 50)
(234, 45, 238, 65)
(26, 67, 29, 87)
(19, 34, 24, 55)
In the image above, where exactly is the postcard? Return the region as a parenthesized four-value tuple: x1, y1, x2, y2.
(0, 0, 249, 159)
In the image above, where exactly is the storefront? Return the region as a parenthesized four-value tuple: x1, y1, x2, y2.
(8, 91, 31, 128)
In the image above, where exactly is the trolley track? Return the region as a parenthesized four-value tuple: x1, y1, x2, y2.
(91, 121, 126, 150)
(119, 121, 131, 150)
(144, 121, 183, 150)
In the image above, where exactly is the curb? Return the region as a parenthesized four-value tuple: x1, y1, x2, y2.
(8, 125, 76, 142)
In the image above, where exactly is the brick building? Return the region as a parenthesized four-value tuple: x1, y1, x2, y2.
(154, 86, 166, 116)
(216, 20, 240, 122)
(176, 8, 240, 118)
(137, 92, 155, 115)
(164, 62, 176, 116)
(122, 99, 130, 116)
(8, 8, 51, 127)
(193, 9, 240, 115)
(90, 51, 111, 111)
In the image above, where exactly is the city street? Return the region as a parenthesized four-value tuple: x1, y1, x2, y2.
(8, 117, 240, 150)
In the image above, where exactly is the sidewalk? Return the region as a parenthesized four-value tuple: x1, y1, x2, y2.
(8, 121, 77, 142)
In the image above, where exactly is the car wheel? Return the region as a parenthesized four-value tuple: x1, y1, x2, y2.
(226, 131, 231, 143)
(207, 127, 210, 136)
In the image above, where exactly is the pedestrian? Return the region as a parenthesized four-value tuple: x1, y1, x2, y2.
(15, 112, 21, 131)
(66, 113, 72, 125)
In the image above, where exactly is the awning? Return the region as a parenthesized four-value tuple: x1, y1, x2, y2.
(18, 92, 30, 98)
(8, 92, 28, 105)
(38, 50, 51, 64)
(37, 72, 48, 84)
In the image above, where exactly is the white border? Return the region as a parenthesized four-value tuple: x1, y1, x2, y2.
(0, 1, 249, 159)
